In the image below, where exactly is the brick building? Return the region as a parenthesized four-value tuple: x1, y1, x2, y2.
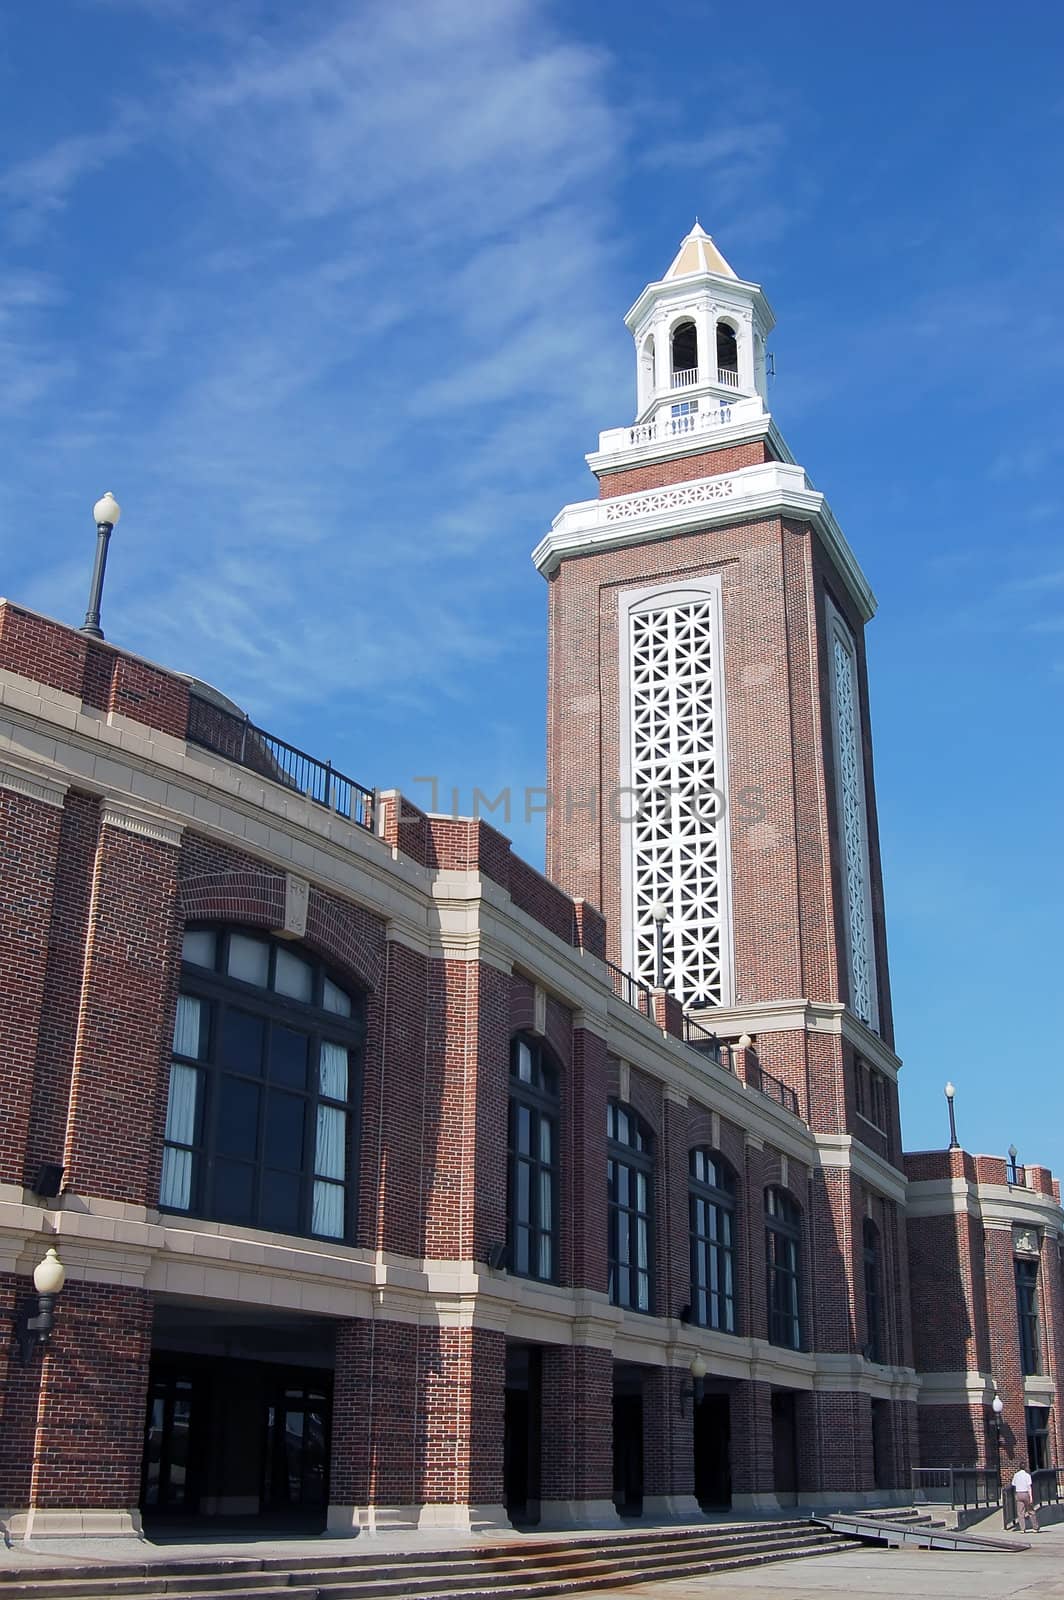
(0, 224, 1059, 1541)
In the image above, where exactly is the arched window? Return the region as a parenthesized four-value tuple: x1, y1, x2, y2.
(640, 334, 656, 402)
(161, 925, 365, 1241)
(607, 1100, 654, 1312)
(715, 321, 738, 386)
(507, 1035, 559, 1282)
(670, 320, 698, 387)
(863, 1218, 882, 1362)
(689, 1149, 737, 1332)
(765, 1187, 802, 1349)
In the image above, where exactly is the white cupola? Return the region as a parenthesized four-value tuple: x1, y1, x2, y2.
(625, 222, 775, 424)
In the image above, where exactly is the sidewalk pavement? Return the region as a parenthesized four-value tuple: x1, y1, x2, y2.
(597, 1522, 1064, 1600)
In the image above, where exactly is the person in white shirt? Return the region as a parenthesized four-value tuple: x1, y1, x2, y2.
(1011, 1466, 1040, 1532)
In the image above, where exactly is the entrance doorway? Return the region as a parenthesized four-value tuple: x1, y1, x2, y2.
(142, 1301, 335, 1531)
(503, 1344, 542, 1525)
(771, 1390, 799, 1505)
(694, 1391, 731, 1509)
(613, 1365, 644, 1516)
(871, 1397, 892, 1490)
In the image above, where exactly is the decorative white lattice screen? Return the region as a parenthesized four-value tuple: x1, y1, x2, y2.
(830, 617, 877, 1028)
(627, 591, 730, 1007)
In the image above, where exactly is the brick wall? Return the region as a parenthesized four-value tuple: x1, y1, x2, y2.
(597, 439, 773, 497)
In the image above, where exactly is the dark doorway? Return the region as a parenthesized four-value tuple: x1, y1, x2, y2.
(871, 1398, 892, 1490)
(613, 1365, 644, 1516)
(771, 1390, 798, 1504)
(143, 1367, 202, 1515)
(503, 1344, 542, 1525)
(694, 1391, 731, 1509)
(263, 1377, 330, 1513)
(142, 1303, 336, 1533)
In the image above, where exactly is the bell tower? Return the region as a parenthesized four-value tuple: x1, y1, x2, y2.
(536, 222, 895, 1078)
(628, 221, 773, 423)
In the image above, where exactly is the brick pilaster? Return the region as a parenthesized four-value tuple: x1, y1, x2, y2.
(563, 1027, 608, 1293)
(730, 1380, 773, 1501)
(63, 815, 181, 1205)
(540, 1345, 614, 1512)
(0, 786, 64, 1186)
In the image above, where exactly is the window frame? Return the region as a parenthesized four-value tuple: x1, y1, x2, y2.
(765, 1186, 802, 1350)
(507, 1034, 560, 1284)
(1015, 1256, 1042, 1376)
(161, 925, 366, 1244)
(863, 1217, 883, 1363)
(689, 1148, 737, 1334)
(607, 1100, 655, 1314)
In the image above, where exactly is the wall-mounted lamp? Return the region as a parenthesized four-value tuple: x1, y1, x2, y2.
(15, 1248, 66, 1364)
(679, 1353, 708, 1415)
(944, 1081, 959, 1150)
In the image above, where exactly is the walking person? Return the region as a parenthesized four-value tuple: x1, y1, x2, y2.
(1011, 1465, 1040, 1532)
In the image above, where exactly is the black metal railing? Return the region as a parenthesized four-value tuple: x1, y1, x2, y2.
(187, 693, 374, 830)
(683, 1014, 726, 1068)
(749, 1059, 801, 1116)
(605, 960, 653, 1018)
(912, 1465, 1001, 1510)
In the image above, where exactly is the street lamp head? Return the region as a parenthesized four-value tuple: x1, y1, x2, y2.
(92, 491, 121, 529)
(650, 900, 668, 923)
(1008, 1144, 1018, 1163)
(32, 1247, 65, 1297)
(992, 1394, 1004, 1416)
(690, 1353, 708, 1380)
(944, 1081, 955, 1101)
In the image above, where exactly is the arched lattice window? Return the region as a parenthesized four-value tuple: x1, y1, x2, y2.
(507, 1035, 559, 1282)
(161, 925, 365, 1241)
(863, 1217, 882, 1362)
(689, 1149, 737, 1332)
(671, 320, 698, 387)
(765, 1187, 802, 1349)
(608, 1101, 654, 1312)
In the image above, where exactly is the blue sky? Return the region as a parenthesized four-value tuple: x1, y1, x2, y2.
(2, 0, 1062, 1172)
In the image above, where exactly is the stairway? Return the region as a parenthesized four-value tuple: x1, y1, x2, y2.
(0, 1521, 854, 1600)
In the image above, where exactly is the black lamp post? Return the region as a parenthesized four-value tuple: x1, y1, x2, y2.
(945, 1081, 959, 1149)
(650, 900, 667, 989)
(989, 1391, 1004, 1485)
(81, 492, 121, 640)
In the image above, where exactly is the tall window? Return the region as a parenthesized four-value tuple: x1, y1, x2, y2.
(766, 1187, 802, 1349)
(689, 1150, 737, 1332)
(161, 926, 364, 1241)
(863, 1218, 883, 1362)
(827, 598, 879, 1032)
(608, 1101, 653, 1312)
(1026, 1406, 1050, 1472)
(1016, 1257, 1042, 1376)
(507, 1036, 559, 1282)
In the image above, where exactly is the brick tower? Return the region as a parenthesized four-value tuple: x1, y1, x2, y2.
(536, 225, 914, 1486)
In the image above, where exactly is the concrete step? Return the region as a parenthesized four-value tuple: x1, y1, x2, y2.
(0, 1523, 850, 1600)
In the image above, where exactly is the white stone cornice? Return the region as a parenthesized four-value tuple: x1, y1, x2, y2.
(814, 1133, 907, 1204)
(688, 998, 901, 1081)
(916, 1370, 997, 1406)
(534, 460, 876, 622)
(905, 1175, 1064, 1230)
(0, 753, 68, 809)
(100, 796, 184, 849)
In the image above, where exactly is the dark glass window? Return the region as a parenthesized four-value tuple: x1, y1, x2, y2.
(766, 1187, 802, 1349)
(507, 1036, 559, 1282)
(855, 1058, 888, 1131)
(689, 1149, 737, 1333)
(160, 926, 364, 1242)
(1016, 1257, 1041, 1376)
(863, 1218, 883, 1362)
(1026, 1405, 1050, 1472)
(608, 1101, 653, 1312)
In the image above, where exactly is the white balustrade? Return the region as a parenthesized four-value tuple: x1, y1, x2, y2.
(717, 366, 740, 389)
(671, 367, 699, 390)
